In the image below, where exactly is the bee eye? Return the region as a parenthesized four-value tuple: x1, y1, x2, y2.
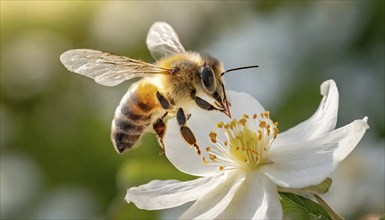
(199, 66, 216, 93)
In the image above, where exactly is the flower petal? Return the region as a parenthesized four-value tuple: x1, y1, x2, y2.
(125, 174, 227, 210)
(261, 117, 369, 188)
(274, 80, 339, 147)
(179, 171, 246, 219)
(164, 91, 265, 177)
(227, 91, 266, 119)
(216, 172, 282, 219)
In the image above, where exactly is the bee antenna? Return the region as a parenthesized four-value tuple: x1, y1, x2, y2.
(221, 65, 259, 76)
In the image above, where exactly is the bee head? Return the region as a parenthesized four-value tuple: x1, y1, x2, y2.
(196, 62, 231, 118)
(195, 56, 258, 119)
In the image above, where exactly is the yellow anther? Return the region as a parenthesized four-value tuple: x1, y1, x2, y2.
(209, 131, 217, 143)
(202, 157, 209, 165)
(258, 130, 263, 140)
(239, 118, 247, 126)
(209, 153, 217, 162)
(264, 111, 270, 118)
(253, 114, 258, 119)
(231, 119, 237, 126)
(224, 140, 228, 146)
(273, 127, 279, 139)
(267, 125, 271, 135)
(216, 122, 224, 128)
(206, 147, 211, 152)
(273, 122, 279, 127)
(242, 114, 249, 119)
(219, 166, 224, 171)
(259, 121, 267, 128)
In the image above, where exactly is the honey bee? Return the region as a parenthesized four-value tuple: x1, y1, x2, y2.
(60, 22, 257, 154)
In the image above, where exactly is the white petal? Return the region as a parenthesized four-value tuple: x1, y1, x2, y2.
(164, 91, 265, 177)
(164, 117, 224, 177)
(125, 174, 227, 210)
(261, 117, 369, 188)
(179, 171, 246, 219)
(227, 91, 265, 119)
(216, 172, 282, 220)
(273, 80, 339, 148)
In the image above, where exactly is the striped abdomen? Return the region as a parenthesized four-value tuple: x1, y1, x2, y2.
(111, 82, 161, 153)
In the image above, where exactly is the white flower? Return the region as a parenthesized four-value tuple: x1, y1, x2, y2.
(125, 80, 369, 219)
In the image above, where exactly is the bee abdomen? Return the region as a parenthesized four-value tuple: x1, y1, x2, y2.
(111, 115, 151, 153)
(111, 82, 161, 154)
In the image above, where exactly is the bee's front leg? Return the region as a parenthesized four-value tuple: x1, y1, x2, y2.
(193, 96, 216, 111)
(190, 89, 219, 112)
(176, 108, 201, 155)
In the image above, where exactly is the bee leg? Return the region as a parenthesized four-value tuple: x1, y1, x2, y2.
(194, 96, 217, 111)
(156, 91, 173, 110)
(177, 108, 201, 156)
(153, 112, 168, 154)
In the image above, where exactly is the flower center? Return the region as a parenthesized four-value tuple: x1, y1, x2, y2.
(203, 111, 279, 171)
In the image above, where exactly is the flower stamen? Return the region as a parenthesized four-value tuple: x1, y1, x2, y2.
(209, 131, 217, 143)
(200, 111, 279, 171)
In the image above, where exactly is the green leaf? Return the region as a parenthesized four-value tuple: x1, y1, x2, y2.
(278, 178, 332, 195)
(280, 192, 331, 220)
(314, 194, 344, 220)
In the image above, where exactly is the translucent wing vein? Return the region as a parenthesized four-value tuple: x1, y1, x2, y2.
(60, 49, 168, 86)
(146, 22, 186, 60)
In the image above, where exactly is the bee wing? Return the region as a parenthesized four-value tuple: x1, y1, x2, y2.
(60, 49, 169, 86)
(146, 22, 186, 60)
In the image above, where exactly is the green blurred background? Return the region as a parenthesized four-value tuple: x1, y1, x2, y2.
(1, 1, 384, 219)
